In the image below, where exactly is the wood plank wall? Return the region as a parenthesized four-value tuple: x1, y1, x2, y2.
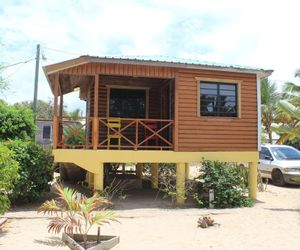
(176, 69, 257, 151)
(61, 62, 176, 78)
(58, 62, 258, 152)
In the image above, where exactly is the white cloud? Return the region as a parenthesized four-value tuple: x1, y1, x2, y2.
(1, 0, 300, 109)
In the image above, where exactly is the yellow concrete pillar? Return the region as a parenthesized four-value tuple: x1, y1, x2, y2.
(176, 163, 186, 205)
(248, 162, 257, 199)
(185, 163, 190, 179)
(88, 172, 94, 188)
(94, 163, 104, 191)
(136, 163, 143, 179)
(151, 163, 159, 189)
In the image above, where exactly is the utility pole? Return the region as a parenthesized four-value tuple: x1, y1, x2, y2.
(33, 44, 40, 114)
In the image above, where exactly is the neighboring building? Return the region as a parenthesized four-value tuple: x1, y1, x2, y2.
(35, 120, 53, 149)
(43, 56, 273, 204)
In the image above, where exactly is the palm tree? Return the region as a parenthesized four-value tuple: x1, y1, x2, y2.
(272, 101, 300, 143)
(261, 79, 278, 143)
(272, 69, 300, 143)
(38, 184, 118, 249)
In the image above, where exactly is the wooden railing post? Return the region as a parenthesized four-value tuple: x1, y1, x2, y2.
(58, 87, 63, 147)
(53, 73, 59, 149)
(135, 120, 138, 150)
(93, 74, 99, 150)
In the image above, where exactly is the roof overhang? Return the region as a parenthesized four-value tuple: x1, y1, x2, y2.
(43, 56, 273, 97)
(43, 55, 273, 79)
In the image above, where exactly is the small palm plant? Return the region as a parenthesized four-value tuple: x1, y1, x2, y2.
(38, 184, 118, 249)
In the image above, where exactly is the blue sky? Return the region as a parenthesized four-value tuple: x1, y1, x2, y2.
(1, 0, 300, 111)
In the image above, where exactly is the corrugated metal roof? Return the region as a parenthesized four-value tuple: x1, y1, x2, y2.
(89, 55, 262, 71)
(44, 55, 273, 78)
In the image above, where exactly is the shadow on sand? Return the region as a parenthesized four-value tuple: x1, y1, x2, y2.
(264, 207, 300, 213)
(34, 236, 66, 247)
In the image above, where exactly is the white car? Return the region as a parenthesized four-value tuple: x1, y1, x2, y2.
(259, 144, 300, 186)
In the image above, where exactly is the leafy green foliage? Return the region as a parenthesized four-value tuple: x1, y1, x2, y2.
(0, 144, 19, 214)
(272, 100, 300, 143)
(64, 125, 85, 146)
(261, 78, 278, 143)
(7, 140, 53, 203)
(196, 160, 253, 208)
(0, 102, 36, 141)
(15, 100, 55, 120)
(272, 70, 300, 144)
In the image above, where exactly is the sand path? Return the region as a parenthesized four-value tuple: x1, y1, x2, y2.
(1, 184, 300, 250)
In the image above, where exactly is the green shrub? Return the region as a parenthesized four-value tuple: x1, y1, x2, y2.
(64, 125, 85, 146)
(0, 102, 36, 141)
(8, 140, 53, 203)
(0, 144, 19, 214)
(196, 160, 253, 208)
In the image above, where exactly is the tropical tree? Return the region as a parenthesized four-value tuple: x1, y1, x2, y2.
(272, 100, 300, 143)
(272, 70, 300, 143)
(261, 78, 279, 143)
(15, 100, 55, 120)
(282, 71, 300, 106)
(0, 101, 36, 141)
(38, 184, 117, 249)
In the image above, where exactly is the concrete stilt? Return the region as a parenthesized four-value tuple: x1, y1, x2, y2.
(176, 162, 186, 205)
(94, 163, 104, 191)
(151, 163, 159, 189)
(248, 162, 257, 199)
(136, 163, 143, 179)
(185, 163, 190, 179)
(88, 172, 94, 188)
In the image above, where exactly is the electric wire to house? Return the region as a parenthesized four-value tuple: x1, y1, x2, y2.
(1, 57, 36, 70)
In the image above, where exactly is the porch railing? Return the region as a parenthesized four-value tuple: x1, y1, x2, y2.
(98, 117, 174, 150)
(55, 116, 174, 150)
(57, 116, 93, 149)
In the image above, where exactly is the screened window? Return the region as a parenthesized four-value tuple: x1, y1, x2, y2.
(109, 88, 146, 118)
(42, 126, 51, 139)
(200, 81, 238, 117)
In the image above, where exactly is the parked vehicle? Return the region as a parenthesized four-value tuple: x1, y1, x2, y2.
(259, 144, 300, 186)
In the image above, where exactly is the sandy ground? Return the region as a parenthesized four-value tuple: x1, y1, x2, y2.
(1, 184, 300, 250)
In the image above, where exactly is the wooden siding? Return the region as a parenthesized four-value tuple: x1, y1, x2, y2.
(61, 62, 176, 78)
(56, 62, 258, 152)
(176, 69, 257, 152)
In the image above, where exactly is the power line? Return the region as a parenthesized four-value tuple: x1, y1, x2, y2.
(6, 62, 28, 78)
(43, 46, 80, 56)
(1, 57, 35, 70)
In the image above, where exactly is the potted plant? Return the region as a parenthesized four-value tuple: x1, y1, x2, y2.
(38, 184, 119, 250)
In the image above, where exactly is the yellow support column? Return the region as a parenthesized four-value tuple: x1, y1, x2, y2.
(94, 163, 104, 191)
(185, 163, 190, 179)
(151, 163, 159, 189)
(176, 163, 186, 205)
(248, 162, 257, 199)
(88, 172, 94, 188)
(136, 163, 143, 179)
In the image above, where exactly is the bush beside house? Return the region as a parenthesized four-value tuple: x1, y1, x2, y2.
(8, 140, 53, 203)
(0, 144, 19, 214)
(196, 160, 253, 208)
(0, 102, 53, 214)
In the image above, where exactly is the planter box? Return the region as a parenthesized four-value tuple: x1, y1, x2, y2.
(62, 233, 120, 250)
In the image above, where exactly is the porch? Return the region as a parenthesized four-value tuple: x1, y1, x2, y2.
(52, 74, 175, 151)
